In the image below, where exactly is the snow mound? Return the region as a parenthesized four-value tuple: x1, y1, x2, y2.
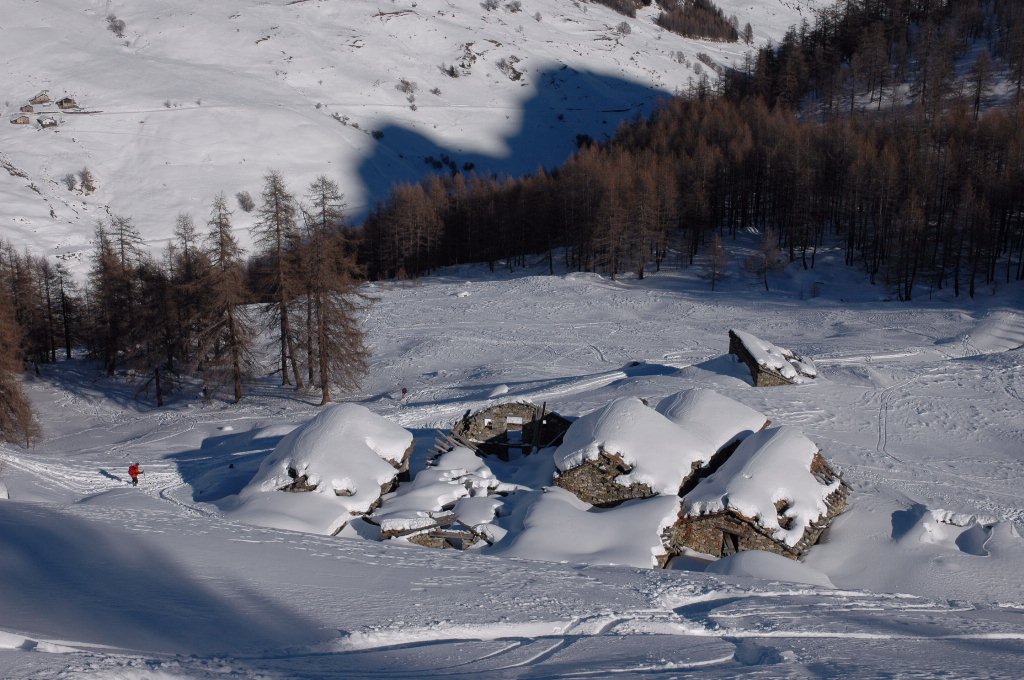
(228, 403, 413, 535)
(553, 397, 715, 495)
(705, 550, 835, 588)
(684, 427, 841, 547)
(487, 487, 681, 568)
(655, 388, 768, 452)
(371, 447, 515, 537)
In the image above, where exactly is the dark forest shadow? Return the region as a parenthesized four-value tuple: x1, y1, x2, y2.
(354, 66, 674, 220)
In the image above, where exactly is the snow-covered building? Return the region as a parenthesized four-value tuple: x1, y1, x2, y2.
(552, 396, 719, 506)
(56, 96, 77, 110)
(28, 91, 50, 105)
(369, 446, 517, 548)
(37, 116, 58, 129)
(225, 403, 414, 535)
(10, 115, 30, 125)
(729, 329, 817, 386)
(553, 391, 771, 507)
(665, 426, 848, 560)
(450, 401, 571, 460)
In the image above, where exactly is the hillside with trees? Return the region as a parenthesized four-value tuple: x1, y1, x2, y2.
(359, 0, 1024, 300)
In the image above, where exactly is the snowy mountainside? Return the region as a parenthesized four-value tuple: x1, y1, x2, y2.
(2, 260, 1023, 677)
(1, 0, 821, 273)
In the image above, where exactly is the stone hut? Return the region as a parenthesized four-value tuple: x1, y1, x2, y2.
(450, 401, 571, 460)
(729, 329, 817, 387)
(664, 426, 848, 561)
(37, 116, 58, 129)
(56, 96, 78, 110)
(29, 92, 50, 105)
(19, 104, 34, 113)
(10, 115, 31, 125)
(554, 391, 770, 508)
(553, 397, 719, 507)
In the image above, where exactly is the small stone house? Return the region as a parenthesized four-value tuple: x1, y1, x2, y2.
(56, 96, 78, 110)
(10, 115, 31, 125)
(729, 329, 817, 387)
(29, 92, 50, 105)
(37, 116, 58, 129)
(19, 104, 33, 113)
(554, 391, 770, 508)
(664, 426, 848, 561)
(553, 396, 719, 507)
(451, 401, 571, 460)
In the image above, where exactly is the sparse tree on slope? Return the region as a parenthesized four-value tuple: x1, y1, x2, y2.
(201, 194, 254, 403)
(0, 286, 41, 446)
(301, 176, 370, 405)
(252, 170, 304, 389)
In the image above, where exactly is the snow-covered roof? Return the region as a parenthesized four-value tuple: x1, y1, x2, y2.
(683, 426, 841, 547)
(655, 388, 768, 452)
(487, 487, 681, 568)
(553, 397, 716, 495)
(371, 447, 515, 536)
(730, 329, 817, 383)
(229, 403, 413, 534)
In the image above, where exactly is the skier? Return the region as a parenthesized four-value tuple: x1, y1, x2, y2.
(128, 462, 144, 487)
(401, 386, 408, 401)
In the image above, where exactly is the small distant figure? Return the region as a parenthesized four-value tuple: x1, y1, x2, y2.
(128, 462, 144, 487)
(401, 386, 408, 401)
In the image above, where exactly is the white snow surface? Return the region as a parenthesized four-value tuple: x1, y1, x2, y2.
(655, 387, 769, 452)
(488, 486, 681, 568)
(553, 396, 716, 494)
(704, 550, 836, 588)
(732, 328, 818, 382)
(685, 426, 840, 547)
(2, 261, 1024, 677)
(3, 0, 1024, 673)
(225, 402, 412, 534)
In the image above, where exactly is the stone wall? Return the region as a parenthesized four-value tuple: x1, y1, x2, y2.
(664, 512, 800, 559)
(553, 452, 657, 507)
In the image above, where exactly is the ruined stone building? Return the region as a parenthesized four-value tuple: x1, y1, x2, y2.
(664, 425, 848, 560)
(729, 329, 818, 387)
(450, 401, 571, 460)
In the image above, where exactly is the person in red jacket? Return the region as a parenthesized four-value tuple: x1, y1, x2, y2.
(128, 462, 144, 487)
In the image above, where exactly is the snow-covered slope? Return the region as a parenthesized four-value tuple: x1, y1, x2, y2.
(1, 257, 1022, 677)
(1, 0, 820, 273)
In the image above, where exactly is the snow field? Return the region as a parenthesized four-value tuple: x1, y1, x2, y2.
(1, 259, 1022, 676)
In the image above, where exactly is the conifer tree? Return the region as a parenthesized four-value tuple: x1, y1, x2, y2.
(201, 194, 254, 403)
(0, 285, 41, 446)
(301, 177, 370, 405)
(252, 170, 304, 389)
